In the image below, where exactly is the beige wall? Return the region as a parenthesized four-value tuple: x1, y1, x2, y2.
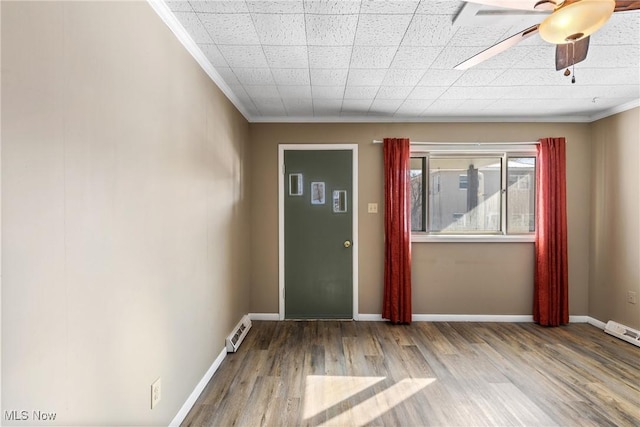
(249, 122, 591, 316)
(589, 107, 640, 329)
(2, 2, 250, 425)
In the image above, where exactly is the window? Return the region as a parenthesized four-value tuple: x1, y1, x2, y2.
(410, 147, 536, 239)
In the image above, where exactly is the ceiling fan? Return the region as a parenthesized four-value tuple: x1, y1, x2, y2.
(454, 0, 640, 75)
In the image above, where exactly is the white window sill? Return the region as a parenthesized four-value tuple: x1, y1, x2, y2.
(411, 234, 535, 243)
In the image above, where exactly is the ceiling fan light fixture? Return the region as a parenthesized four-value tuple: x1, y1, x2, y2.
(538, 0, 615, 44)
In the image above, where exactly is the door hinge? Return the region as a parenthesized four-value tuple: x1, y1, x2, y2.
(283, 287, 285, 299)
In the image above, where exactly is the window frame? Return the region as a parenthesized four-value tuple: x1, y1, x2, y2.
(410, 144, 537, 243)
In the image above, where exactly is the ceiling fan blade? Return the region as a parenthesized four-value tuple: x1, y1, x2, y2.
(454, 25, 539, 70)
(614, 1, 640, 11)
(462, 0, 544, 11)
(555, 36, 590, 70)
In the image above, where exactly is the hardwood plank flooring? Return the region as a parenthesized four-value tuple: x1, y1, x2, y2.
(182, 322, 640, 427)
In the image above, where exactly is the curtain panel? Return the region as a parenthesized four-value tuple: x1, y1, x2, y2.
(534, 137, 569, 326)
(382, 138, 412, 324)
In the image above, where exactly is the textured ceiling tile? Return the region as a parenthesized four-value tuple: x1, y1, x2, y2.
(455, 98, 499, 111)
(407, 86, 449, 99)
(381, 68, 425, 86)
(166, 1, 192, 12)
(191, 1, 250, 13)
(218, 45, 269, 68)
(390, 46, 444, 69)
(253, 14, 306, 45)
(499, 85, 567, 100)
(254, 98, 287, 115)
(395, 99, 431, 115)
(591, 13, 640, 45)
(271, 68, 311, 85)
(247, 0, 304, 13)
(448, 26, 513, 47)
(576, 68, 640, 86)
(403, 15, 456, 46)
(172, 12, 213, 43)
(344, 86, 379, 99)
(360, 0, 420, 14)
(354, 14, 413, 46)
(278, 85, 313, 98)
(415, 0, 464, 15)
(494, 68, 567, 86)
(244, 85, 281, 98)
(346, 68, 388, 85)
(312, 85, 346, 99)
(200, 44, 229, 67)
(422, 98, 465, 112)
(233, 68, 275, 85)
(418, 69, 464, 86)
(510, 44, 556, 69)
(440, 86, 510, 100)
(350, 46, 398, 68)
(304, 0, 362, 15)
(214, 67, 241, 86)
(583, 45, 640, 68)
(369, 99, 404, 113)
(476, 45, 539, 69)
(199, 13, 260, 45)
(376, 86, 414, 99)
(430, 46, 483, 69)
(310, 68, 349, 86)
(263, 45, 309, 68)
(283, 98, 315, 115)
(454, 69, 504, 87)
(341, 99, 373, 113)
(313, 99, 343, 115)
(308, 46, 353, 68)
(306, 14, 359, 45)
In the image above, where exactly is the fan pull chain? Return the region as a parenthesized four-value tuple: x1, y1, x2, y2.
(571, 41, 576, 84)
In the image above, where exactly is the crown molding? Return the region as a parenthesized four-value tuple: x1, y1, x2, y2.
(146, 0, 252, 121)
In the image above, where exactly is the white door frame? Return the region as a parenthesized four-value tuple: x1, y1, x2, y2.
(278, 144, 359, 320)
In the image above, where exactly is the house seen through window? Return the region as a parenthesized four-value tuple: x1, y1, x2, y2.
(410, 151, 536, 236)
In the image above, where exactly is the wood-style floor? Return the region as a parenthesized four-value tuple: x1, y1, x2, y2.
(182, 321, 640, 427)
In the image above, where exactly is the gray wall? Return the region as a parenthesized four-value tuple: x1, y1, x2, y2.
(1, 2, 250, 425)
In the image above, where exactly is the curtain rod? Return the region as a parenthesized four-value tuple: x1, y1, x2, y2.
(372, 140, 539, 145)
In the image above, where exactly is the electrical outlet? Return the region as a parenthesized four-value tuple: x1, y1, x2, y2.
(627, 291, 637, 304)
(368, 203, 378, 214)
(151, 378, 161, 409)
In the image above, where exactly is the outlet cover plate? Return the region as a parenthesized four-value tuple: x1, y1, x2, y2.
(151, 378, 161, 409)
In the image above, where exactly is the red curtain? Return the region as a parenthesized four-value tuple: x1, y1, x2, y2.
(534, 137, 569, 326)
(382, 138, 412, 324)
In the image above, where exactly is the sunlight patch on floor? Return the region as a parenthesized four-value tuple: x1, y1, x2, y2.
(303, 375, 436, 426)
(303, 375, 385, 420)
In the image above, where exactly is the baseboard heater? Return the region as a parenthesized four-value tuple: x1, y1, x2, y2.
(226, 315, 252, 353)
(604, 320, 640, 348)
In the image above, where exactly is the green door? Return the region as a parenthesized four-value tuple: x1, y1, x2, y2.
(284, 149, 353, 319)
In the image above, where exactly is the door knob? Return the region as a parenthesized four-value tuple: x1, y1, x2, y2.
(344, 240, 352, 248)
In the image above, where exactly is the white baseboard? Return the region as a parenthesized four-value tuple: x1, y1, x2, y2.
(359, 314, 534, 322)
(169, 347, 227, 427)
(358, 314, 384, 321)
(586, 316, 607, 330)
(249, 313, 280, 321)
(414, 314, 534, 322)
(248, 313, 607, 327)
